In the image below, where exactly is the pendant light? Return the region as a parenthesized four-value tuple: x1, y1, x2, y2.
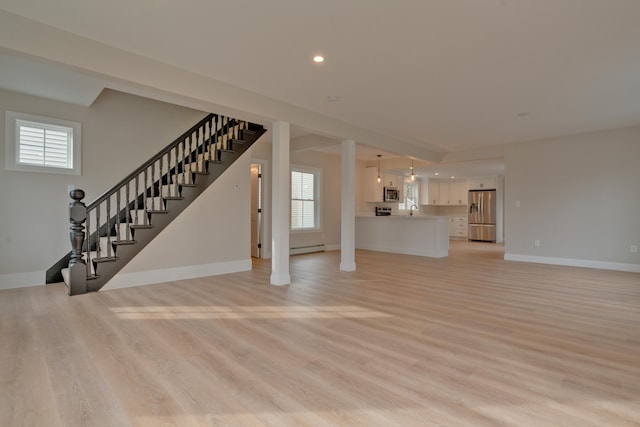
(410, 160, 415, 181)
(376, 154, 382, 183)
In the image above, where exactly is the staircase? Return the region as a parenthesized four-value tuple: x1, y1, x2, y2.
(46, 113, 265, 295)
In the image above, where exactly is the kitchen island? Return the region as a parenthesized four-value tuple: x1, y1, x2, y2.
(355, 215, 449, 258)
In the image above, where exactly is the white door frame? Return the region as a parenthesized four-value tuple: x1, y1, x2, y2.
(251, 158, 270, 259)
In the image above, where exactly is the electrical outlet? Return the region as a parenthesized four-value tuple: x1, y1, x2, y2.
(632, 245, 638, 253)
(534, 240, 541, 247)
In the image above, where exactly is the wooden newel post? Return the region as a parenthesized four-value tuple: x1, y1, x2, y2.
(68, 189, 87, 295)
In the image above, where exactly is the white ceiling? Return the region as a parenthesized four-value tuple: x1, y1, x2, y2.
(1, 0, 640, 162)
(392, 158, 506, 181)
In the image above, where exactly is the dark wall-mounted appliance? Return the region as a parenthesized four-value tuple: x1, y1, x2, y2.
(383, 186, 400, 202)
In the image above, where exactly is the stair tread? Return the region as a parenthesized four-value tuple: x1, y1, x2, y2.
(113, 239, 136, 245)
(93, 256, 119, 263)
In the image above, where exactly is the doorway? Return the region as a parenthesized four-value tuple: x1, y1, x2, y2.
(250, 163, 263, 258)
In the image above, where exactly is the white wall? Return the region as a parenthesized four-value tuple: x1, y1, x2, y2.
(0, 88, 255, 289)
(504, 125, 640, 271)
(105, 154, 251, 289)
(289, 149, 343, 251)
(251, 136, 362, 254)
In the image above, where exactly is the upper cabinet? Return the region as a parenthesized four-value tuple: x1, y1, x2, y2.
(450, 181, 469, 205)
(438, 182, 450, 205)
(468, 177, 496, 190)
(382, 172, 401, 188)
(420, 179, 468, 205)
(420, 178, 440, 205)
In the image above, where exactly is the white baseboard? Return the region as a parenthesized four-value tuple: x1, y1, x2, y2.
(1, 260, 254, 292)
(0, 271, 46, 291)
(325, 244, 341, 251)
(102, 259, 252, 290)
(504, 253, 640, 273)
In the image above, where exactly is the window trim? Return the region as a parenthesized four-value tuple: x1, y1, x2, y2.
(5, 111, 82, 175)
(290, 165, 322, 232)
(398, 176, 419, 210)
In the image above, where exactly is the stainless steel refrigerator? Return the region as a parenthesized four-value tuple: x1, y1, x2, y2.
(468, 190, 496, 242)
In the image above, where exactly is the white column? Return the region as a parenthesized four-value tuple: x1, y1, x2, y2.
(270, 121, 291, 285)
(340, 139, 356, 271)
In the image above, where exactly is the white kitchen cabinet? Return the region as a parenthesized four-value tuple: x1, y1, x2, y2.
(450, 181, 469, 205)
(428, 180, 440, 205)
(382, 172, 400, 188)
(356, 215, 449, 258)
(364, 166, 383, 202)
(420, 178, 440, 205)
(450, 216, 468, 238)
(421, 179, 468, 205)
(438, 182, 450, 205)
(469, 177, 496, 190)
(419, 178, 427, 204)
(448, 217, 455, 236)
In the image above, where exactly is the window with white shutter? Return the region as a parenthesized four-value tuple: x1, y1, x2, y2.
(5, 111, 81, 175)
(291, 168, 320, 230)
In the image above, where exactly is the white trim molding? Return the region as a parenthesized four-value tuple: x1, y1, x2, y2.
(0, 260, 254, 291)
(504, 253, 640, 273)
(0, 271, 46, 290)
(5, 110, 82, 175)
(103, 259, 253, 290)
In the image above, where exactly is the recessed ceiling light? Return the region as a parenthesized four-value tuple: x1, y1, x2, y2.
(327, 95, 340, 102)
(313, 55, 325, 63)
(451, 176, 455, 179)
(434, 172, 439, 176)
(516, 111, 530, 117)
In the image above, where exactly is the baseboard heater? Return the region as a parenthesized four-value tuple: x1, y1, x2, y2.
(290, 244, 326, 255)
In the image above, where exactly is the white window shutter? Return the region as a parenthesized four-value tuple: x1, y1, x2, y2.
(17, 120, 73, 169)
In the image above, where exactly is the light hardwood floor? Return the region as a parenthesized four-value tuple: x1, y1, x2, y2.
(1, 241, 639, 426)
